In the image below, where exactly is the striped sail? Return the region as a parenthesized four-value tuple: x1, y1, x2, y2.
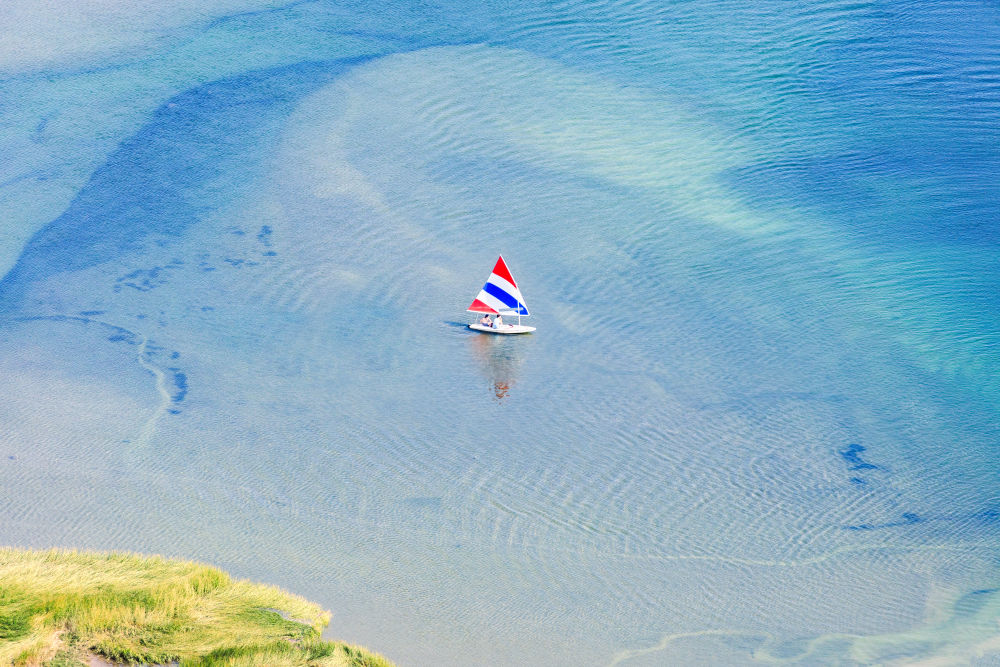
(467, 256, 530, 316)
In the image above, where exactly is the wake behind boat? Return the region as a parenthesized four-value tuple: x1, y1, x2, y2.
(467, 256, 535, 334)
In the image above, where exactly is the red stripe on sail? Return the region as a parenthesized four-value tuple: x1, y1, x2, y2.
(468, 298, 498, 313)
(492, 256, 516, 288)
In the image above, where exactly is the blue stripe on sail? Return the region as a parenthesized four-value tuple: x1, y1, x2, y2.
(483, 282, 523, 311)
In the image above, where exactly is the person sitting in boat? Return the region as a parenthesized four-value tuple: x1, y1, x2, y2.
(494, 313, 503, 328)
(479, 314, 493, 327)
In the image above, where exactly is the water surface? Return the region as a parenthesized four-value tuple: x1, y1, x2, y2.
(1, 1, 999, 664)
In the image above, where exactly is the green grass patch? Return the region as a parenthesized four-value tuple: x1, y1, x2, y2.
(0, 547, 394, 667)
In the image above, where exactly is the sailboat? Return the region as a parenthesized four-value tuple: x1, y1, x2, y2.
(467, 256, 536, 334)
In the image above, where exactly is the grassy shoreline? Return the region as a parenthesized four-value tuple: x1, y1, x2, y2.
(0, 548, 393, 667)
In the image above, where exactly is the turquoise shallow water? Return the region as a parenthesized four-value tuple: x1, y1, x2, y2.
(1, 1, 999, 664)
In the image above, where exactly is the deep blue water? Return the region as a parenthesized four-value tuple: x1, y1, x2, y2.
(1, 1, 999, 664)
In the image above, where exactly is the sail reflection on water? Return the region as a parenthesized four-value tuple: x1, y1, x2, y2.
(467, 331, 528, 402)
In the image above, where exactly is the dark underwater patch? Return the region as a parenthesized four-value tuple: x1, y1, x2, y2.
(167, 368, 188, 403)
(839, 443, 879, 471)
(0, 56, 375, 313)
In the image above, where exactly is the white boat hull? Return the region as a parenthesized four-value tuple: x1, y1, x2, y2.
(469, 323, 536, 335)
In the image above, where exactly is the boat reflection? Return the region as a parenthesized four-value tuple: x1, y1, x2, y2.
(467, 331, 528, 402)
